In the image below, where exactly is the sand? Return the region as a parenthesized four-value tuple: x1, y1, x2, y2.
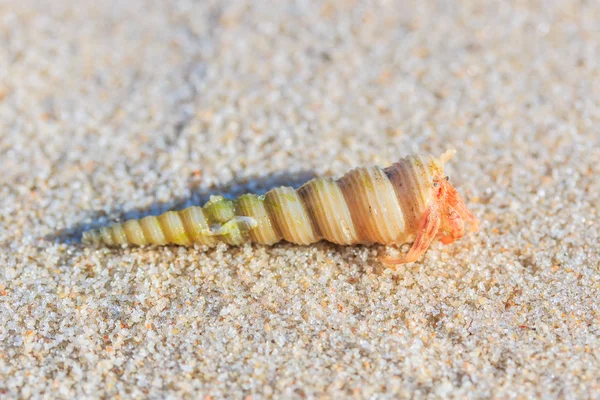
(1, 0, 599, 398)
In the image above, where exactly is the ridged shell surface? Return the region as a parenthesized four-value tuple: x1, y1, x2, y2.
(82, 154, 440, 247)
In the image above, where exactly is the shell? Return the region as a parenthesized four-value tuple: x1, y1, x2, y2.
(82, 150, 479, 264)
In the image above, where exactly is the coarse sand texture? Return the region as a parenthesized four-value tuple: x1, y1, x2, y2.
(1, 0, 599, 399)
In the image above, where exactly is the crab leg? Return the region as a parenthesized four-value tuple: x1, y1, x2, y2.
(382, 205, 441, 265)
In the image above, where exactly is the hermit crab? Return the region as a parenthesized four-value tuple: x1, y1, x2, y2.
(83, 149, 479, 264)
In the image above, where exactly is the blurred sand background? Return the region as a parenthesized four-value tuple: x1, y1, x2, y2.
(0, 0, 599, 398)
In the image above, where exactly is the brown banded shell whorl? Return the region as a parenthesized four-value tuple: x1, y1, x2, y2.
(297, 178, 358, 245)
(384, 155, 436, 232)
(337, 167, 406, 244)
(264, 187, 317, 245)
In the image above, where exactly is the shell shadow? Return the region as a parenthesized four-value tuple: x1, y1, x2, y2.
(47, 170, 317, 244)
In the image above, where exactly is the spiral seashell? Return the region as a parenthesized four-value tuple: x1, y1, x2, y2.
(82, 149, 479, 264)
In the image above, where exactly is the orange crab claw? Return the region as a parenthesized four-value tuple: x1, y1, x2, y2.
(445, 184, 479, 232)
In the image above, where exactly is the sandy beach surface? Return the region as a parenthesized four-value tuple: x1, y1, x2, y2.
(1, 0, 599, 398)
